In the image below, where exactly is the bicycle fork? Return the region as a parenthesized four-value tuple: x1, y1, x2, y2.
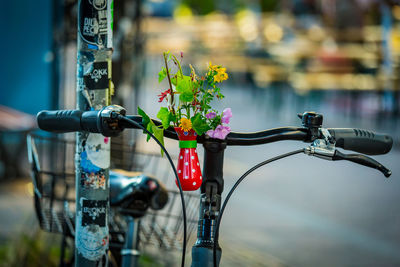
(192, 139, 226, 267)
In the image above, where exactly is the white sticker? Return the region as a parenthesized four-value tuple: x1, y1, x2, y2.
(76, 223, 109, 261)
(75, 197, 109, 261)
(86, 133, 110, 169)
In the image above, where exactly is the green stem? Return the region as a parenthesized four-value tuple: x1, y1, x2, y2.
(186, 106, 190, 118)
(178, 109, 182, 123)
(163, 52, 175, 117)
(172, 54, 184, 78)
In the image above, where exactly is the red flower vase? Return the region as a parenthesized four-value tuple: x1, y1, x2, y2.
(175, 127, 202, 191)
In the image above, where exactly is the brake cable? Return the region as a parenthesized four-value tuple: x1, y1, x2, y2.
(118, 115, 187, 267)
(212, 149, 305, 267)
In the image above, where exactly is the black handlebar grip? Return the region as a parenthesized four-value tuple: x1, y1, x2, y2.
(81, 110, 101, 133)
(37, 110, 83, 133)
(328, 128, 393, 155)
(37, 110, 101, 133)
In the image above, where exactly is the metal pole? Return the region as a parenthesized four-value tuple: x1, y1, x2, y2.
(75, 0, 114, 266)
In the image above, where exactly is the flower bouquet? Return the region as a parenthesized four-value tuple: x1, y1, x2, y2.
(138, 51, 232, 191)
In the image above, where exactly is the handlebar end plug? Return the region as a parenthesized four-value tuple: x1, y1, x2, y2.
(381, 167, 392, 178)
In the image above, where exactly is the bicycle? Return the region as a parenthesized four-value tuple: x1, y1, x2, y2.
(36, 105, 393, 266)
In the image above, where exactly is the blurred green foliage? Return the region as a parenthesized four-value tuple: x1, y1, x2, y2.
(0, 229, 165, 266)
(182, 0, 215, 15)
(260, 0, 279, 12)
(0, 230, 63, 267)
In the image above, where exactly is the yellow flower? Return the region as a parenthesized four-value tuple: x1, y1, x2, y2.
(208, 62, 219, 71)
(213, 66, 228, 83)
(217, 67, 226, 74)
(179, 118, 192, 132)
(209, 62, 228, 82)
(214, 72, 229, 83)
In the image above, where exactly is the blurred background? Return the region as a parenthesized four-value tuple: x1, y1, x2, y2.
(1, 0, 400, 266)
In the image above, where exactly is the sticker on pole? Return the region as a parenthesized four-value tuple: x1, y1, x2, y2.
(81, 171, 106, 190)
(79, 0, 113, 48)
(82, 199, 107, 226)
(84, 61, 109, 90)
(76, 198, 109, 261)
(76, 223, 109, 261)
(85, 134, 110, 169)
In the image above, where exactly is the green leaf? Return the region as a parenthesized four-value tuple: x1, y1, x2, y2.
(137, 107, 156, 142)
(210, 115, 221, 129)
(151, 125, 165, 156)
(179, 91, 194, 103)
(138, 106, 150, 127)
(191, 113, 211, 136)
(158, 67, 167, 83)
(175, 76, 191, 92)
(176, 76, 194, 103)
(157, 107, 172, 129)
(135, 107, 167, 157)
(146, 122, 154, 142)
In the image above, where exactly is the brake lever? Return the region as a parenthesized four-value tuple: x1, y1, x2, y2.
(305, 145, 392, 178)
(304, 129, 392, 178)
(332, 150, 391, 178)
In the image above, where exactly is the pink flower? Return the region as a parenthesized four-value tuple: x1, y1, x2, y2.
(206, 125, 231, 140)
(221, 108, 232, 124)
(206, 112, 217, 119)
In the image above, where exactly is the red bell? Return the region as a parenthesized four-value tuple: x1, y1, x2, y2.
(174, 127, 202, 191)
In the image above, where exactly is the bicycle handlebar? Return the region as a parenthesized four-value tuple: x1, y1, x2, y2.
(36, 108, 393, 155)
(130, 116, 310, 146)
(36, 110, 310, 144)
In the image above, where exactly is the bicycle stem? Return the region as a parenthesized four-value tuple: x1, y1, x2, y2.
(192, 139, 226, 266)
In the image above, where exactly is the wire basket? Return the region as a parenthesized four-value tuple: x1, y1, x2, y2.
(27, 132, 200, 251)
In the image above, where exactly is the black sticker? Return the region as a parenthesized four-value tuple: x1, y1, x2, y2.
(82, 200, 107, 226)
(79, 0, 108, 47)
(84, 62, 109, 89)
